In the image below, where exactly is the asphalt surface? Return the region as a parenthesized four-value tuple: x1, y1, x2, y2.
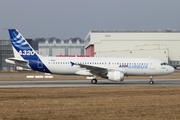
(0, 79, 180, 88)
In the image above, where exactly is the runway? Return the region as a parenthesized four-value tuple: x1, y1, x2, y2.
(0, 79, 180, 88)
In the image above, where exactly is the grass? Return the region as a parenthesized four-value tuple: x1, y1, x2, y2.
(0, 86, 180, 120)
(0, 72, 180, 119)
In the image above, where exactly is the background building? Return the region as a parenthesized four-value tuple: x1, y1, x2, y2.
(84, 30, 180, 68)
(39, 38, 84, 56)
(0, 39, 14, 71)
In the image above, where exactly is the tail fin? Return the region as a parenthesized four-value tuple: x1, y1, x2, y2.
(8, 29, 51, 73)
(8, 29, 38, 60)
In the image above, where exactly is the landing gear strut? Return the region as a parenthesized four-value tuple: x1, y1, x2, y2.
(149, 76, 154, 85)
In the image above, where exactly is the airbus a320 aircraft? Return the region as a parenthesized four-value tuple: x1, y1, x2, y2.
(5, 29, 174, 84)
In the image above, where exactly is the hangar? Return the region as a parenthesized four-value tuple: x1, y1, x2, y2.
(84, 30, 180, 68)
(39, 39, 84, 56)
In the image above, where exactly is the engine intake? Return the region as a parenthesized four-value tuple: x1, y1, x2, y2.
(107, 71, 124, 82)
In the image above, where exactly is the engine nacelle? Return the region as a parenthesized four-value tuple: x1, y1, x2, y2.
(107, 71, 124, 82)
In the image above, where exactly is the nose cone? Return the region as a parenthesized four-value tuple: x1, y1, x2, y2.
(168, 66, 175, 74)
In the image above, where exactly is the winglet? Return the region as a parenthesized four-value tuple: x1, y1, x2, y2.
(70, 61, 75, 66)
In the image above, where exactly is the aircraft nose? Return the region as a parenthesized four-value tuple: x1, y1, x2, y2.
(169, 66, 175, 73)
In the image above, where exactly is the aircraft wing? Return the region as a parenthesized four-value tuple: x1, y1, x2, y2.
(70, 61, 126, 77)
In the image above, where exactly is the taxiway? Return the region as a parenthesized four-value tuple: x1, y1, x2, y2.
(0, 79, 180, 88)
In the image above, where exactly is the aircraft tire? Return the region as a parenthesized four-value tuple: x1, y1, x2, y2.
(149, 81, 154, 84)
(91, 79, 97, 84)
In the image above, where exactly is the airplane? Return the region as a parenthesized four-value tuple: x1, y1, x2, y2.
(5, 29, 175, 84)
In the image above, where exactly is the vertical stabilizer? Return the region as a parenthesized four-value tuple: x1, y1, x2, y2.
(8, 29, 38, 60)
(8, 29, 51, 73)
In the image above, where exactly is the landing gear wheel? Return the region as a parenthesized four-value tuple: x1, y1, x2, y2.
(91, 79, 97, 84)
(149, 81, 154, 84)
(149, 76, 154, 85)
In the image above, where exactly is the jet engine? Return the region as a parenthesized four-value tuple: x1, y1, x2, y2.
(107, 71, 124, 82)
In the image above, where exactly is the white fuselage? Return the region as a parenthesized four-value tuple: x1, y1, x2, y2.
(37, 56, 174, 76)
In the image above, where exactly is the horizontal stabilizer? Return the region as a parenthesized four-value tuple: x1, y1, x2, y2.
(5, 58, 30, 68)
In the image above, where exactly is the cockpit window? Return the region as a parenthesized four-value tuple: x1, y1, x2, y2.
(161, 62, 168, 65)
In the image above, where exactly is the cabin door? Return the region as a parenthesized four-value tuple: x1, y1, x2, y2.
(149, 59, 155, 70)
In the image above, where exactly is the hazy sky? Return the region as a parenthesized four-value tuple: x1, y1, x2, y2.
(0, 0, 180, 39)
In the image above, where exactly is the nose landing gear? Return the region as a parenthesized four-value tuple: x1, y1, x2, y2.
(149, 76, 154, 84)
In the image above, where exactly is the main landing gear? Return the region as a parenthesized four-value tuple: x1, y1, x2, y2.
(149, 76, 154, 85)
(91, 76, 97, 84)
(91, 79, 97, 84)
